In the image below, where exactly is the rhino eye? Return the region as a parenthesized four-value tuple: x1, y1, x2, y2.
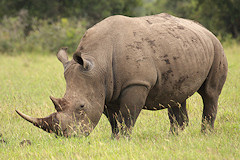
(76, 104, 85, 112)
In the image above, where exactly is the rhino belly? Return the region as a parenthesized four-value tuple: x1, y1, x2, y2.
(144, 69, 207, 110)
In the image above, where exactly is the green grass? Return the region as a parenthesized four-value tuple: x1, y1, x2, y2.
(0, 44, 239, 159)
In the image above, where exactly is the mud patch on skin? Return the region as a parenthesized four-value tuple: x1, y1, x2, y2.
(145, 38, 156, 53)
(146, 20, 153, 24)
(173, 56, 180, 60)
(168, 28, 180, 39)
(160, 54, 168, 58)
(136, 57, 148, 63)
(174, 76, 189, 90)
(161, 13, 172, 20)
(161, 69, 173, 81)
(145, 38, 156, 47)
(219, 61, 222, 69)
(126, 41, 143, 50)
(177, 25, 185, 30)
(160, 55, 171, 64)
(82, 33, 87, 39)
(163, 59, 170, 64)
(80, 46, 84, 50)
(191, 36, 198, 43)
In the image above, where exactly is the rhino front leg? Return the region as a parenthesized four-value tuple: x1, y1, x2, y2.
(168, 100, 189, 134)
(103, 105, 121, 139)
(117, 86, 149, 137)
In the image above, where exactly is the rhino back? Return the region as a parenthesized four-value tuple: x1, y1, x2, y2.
(77, 14, 221, 107)
(108, 14, 217, 106)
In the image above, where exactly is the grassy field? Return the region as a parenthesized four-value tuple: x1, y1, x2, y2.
(0, 44, 239, 159)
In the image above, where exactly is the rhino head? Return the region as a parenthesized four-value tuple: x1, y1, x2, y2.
(16, 47, 105, 137)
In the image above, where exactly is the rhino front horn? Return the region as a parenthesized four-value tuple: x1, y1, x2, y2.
(16, 109, 39, 125)
(15, 109, 57, 133)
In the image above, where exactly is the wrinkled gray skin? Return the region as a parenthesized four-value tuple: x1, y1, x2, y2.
(16, 13, 228, 137)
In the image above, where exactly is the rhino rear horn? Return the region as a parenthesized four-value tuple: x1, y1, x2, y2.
(50, 96, 63, 111)
(57, 47, 69, 69)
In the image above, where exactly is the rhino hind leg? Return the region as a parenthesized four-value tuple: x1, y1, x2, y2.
(198, 43, 227, 132)
(198, 90, 218, 132)
(168, 100, 189, 134)
(198, 77, 225, 132)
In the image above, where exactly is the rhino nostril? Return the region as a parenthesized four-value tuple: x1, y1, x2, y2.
(80, 105, 84, 108)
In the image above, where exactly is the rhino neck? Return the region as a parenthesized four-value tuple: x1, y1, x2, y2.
(104, 67, 114, 103)
(76, 27, 114, 103)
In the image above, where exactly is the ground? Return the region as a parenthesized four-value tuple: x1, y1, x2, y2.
(0, 44, 239, 159)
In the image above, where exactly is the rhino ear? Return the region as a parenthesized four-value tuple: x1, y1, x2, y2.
(73, 52, 92, 70)
(57, 47, 69, 69)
